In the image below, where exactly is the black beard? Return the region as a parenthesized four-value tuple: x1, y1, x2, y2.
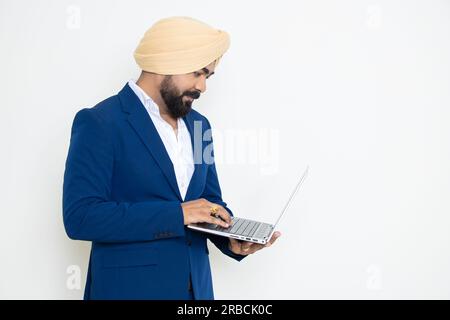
(159, 76, 200, 119)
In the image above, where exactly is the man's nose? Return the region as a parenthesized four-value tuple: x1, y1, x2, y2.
(194, 77, 207, 93)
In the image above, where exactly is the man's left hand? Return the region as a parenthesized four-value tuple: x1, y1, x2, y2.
(228, 231, 281, 255)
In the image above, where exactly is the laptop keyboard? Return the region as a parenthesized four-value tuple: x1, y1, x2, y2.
(211, 218, 272, 238)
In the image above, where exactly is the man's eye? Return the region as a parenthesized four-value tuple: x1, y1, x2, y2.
(193, 72, 211, 79)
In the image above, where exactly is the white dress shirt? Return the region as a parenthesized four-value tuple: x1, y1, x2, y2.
(128, 80, 194, 200)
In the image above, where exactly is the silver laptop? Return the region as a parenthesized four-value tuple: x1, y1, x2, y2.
(188, 166, 309, 244)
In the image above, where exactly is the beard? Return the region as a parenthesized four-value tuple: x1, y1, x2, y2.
(159, 76, 200, 119)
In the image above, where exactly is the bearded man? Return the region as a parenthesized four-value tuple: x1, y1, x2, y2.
(63, 16, 280, 300)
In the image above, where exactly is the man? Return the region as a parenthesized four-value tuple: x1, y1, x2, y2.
(63, 16, 280, 300)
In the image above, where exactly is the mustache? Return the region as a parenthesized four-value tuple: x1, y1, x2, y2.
(183, 91, 201, 99)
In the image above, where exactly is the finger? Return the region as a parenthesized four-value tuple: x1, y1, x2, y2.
(215, 206, 232, 225)
(211, 216, 230, 228)
(265, 231, 281, 247)
(199, 200, 224, 217)
(243, 243, 264, 254)
(241, 241, 263, 253)
(201, 203, 231, 227)
(229, 238, 240, 249)
(205, 211, 230, 228)
(202, 202, 231, 225)
(229, 238, 243, 253)
(241, 241, 253, 252)
(234, 239, 250, 255)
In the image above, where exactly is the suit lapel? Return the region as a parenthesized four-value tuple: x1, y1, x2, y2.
(118, 83, 182, 200)
(182, 112, 206, 201)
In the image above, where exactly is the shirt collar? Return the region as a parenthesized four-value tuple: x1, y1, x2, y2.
(127, 79, 187, 130)
(128, 79, 162, 118)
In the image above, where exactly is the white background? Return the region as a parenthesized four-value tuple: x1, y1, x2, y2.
(1, 0, 449, 299)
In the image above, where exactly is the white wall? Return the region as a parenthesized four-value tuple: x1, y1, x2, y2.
(1, 0, 449, 299)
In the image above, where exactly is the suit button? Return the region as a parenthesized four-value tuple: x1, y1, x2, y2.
(187, 240, 192, 246)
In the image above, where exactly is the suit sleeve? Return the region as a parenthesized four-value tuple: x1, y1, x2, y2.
(62, 108, 186, 243)
(200, 118, 247, 262)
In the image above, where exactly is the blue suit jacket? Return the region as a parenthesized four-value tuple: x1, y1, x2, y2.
(63, 83, 245, 300)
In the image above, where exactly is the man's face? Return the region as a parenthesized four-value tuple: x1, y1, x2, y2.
(159, 61, 216, 119)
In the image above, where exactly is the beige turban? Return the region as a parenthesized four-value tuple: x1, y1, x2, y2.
(134, 16, 230, 75)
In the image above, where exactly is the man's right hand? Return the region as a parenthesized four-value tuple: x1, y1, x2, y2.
(181, 198, 231, 228)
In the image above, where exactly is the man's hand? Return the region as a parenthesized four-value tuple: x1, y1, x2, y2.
(181, 198, 231, 228)
(228, 231, 281, 256)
